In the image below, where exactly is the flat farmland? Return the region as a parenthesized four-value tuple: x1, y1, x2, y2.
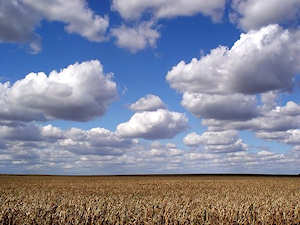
(0, 175, 299, 224)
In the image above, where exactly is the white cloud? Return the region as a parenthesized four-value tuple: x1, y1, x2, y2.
(200, 100, 300, 153)
(129, 94, 166, 112)
(292, 146, 300, 151)
(0, 123, 42, 142)
(256, 129, 300, 147)
(231, 0, 300, 31)
(285, 130, 300, 145)
(0, 1, 39, 43)
(0, 0, 109, 52)
(41, 125, 65, 141)
(260, 91, 278, 111)
(181, 92, 258, 121)
(184, 130, 247, 153)
(116, 109, 188, 140)
(278, 101, 300, 116)
(166, 24, 300, 127)
(111, 0, 225, 52)
(183, 132, 203, 147)
(112, 0, 226, 22)
(255, 131, 288, 142)
(60, 127, 133, 155)
(0, 123, 134, 156)
(147, 142, 183, 157)
(0, 124, 299, 174)
(111, 22, 160, 53)
(203, 100, 300, 133)
(23, 0, 109, 42)
(0, 60, 117, 122)
(167, 24, 300, 96)
(65, 127, 133, 149)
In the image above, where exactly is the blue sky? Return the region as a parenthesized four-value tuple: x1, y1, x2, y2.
(0, 0, 300, 175)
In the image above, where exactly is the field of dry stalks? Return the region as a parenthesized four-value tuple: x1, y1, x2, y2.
(0, 175, 299, 224)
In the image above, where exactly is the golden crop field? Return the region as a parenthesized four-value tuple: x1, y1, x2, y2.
(0, 175, 299, 224)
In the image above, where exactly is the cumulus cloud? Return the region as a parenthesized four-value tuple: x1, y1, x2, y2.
(203, 101, 300, 133)
(112, 0, 226, 22)
(230, 0, 300, 31)
(256, 129, 300, 147)
(0, 1, 39, 43)
(0, 123, 299, 174)
(184, 130, 247, 153)
(0, 60, 117, 122)
(147, 142, 183, 157)
(0, 123, 134, 156)
(166, 25, 300, 124)
(0, 123, 66, 145)
(111, 0, 225, 52)
(181, 92, 258, 121)
(260, 91, 278, 111)
(292, 146, 300, 151)
(111, 22, 160, 53)
(0, 0, 109, 52)
(167, 25, 300, 96)
(116, 109, 188, 140)
(64, 127, 133, 150)
(255, 131, 288, 142)
(0, 123, 42, 142)
(201, 100, 300, 153)
(129, 94, 166, 112)
(41, 125, 65, 141)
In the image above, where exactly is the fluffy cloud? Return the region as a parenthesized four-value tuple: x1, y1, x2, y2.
(64, 127, 133, 150)
(260, 91, 278, 111)
(0, 123, 42, 142)
(230, 0, 300, 31)
(166, 25, 300, 124)
(0, 60, 117, 122)
(112, 0, 226, 22)
(129, 94, 166, 112)
(0, 0, 39, 51)
(255, 131, 288, 142)
(184, 130, 247, 153)
(285, 130, 300, 145)
(41, 125, 65, 141)
(167, 25, 300, 96)
(116, 109, 188, 140)
(146, 142, 183, 157)
(0, 124, 299, 174)
(200, 99, 300, 153)
(111, 0, 225, 52)
(203, 101, 300, 133)
(0, 123, 134, 156)
(256, 129, 300, 146)
(181, 93, 258, 121)
(0, 0, 109, 52)
(0, 123, 66, 146)
(111, 22, 160, 53)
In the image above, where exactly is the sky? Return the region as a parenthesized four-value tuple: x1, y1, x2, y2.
(0, 0, 300, 175)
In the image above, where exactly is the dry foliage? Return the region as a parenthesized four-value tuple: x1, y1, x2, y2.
(0, 175, 299, 224)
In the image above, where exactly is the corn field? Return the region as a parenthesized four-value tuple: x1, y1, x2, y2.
(0, 175, 299, 224)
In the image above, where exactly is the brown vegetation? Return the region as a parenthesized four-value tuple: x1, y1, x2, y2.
(0, 175, 299, 224)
